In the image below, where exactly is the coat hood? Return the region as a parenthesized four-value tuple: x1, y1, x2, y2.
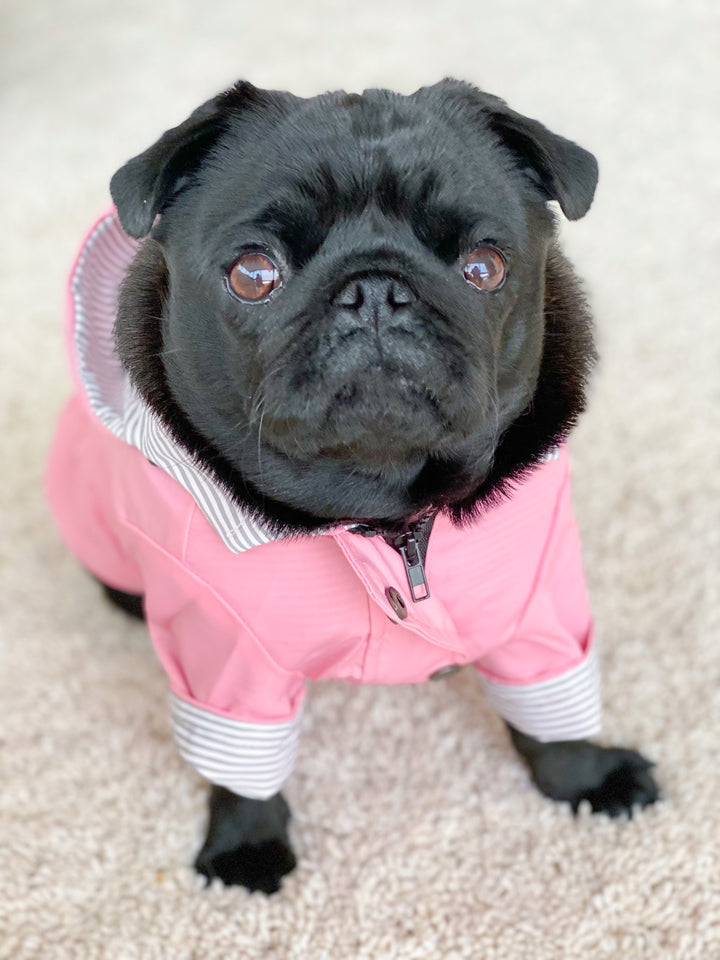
(68, 210, 290, 553)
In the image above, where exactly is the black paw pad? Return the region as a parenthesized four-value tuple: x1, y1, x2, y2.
(195, 839, 297, 893)
(573, 753, 659, 817)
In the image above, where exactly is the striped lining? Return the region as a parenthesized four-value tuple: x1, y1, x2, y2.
(171, 695, 303, 800)
(478, 643, 602, 742)
(71, 212, 278, 553)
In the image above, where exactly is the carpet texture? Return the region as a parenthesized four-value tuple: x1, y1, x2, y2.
(1, 2, 719, 958)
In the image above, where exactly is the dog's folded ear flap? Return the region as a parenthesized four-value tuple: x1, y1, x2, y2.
(110, 81, 270, 239)
(110, 96, 228, 238)
(429, 81, 598, 221)
(481, 94, 598, 220)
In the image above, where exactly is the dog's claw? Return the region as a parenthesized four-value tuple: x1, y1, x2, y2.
(570, 750, 659, 817)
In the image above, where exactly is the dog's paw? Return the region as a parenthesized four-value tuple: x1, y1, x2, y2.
(508, 727, 660, 818)
(194, 838, 297, 893)
(570, 749, 659, 817)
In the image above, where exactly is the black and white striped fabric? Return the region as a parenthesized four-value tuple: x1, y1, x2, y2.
(479, 643, 602, 741)
(170, 696, 303, 800)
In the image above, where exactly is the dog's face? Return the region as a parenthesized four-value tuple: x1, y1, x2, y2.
(112, 80, 597, 531)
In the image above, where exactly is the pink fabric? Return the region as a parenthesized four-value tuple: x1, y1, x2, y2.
(45, 211, 596, 734)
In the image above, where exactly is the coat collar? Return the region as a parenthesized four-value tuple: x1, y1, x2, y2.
(69, 210, 293, 553)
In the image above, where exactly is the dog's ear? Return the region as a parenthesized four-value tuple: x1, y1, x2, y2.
(481, 93, 598, 220)
(110, 81, 289, 238)
(421, 80, 598, 221)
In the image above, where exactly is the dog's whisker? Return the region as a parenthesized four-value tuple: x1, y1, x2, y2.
(256, 410, 266, 503)
(249, 392, 266, 429)
(486, 381, 501, 452)
(248, 361, 291, 426)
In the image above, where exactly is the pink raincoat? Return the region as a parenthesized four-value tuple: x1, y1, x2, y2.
(45, 211, 601, 799)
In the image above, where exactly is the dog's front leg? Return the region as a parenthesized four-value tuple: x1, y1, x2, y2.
(507, 724, 659, 816)
(194, 786, 296, 892)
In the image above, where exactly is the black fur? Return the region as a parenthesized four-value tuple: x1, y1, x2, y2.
(104, 78, 657, 892)
(113, 78, 596, 536)
(507, 726, 658, 816)
(100, 583, 144, 620)
(116, 237, 594, 535)
(194, 788, 295, 893)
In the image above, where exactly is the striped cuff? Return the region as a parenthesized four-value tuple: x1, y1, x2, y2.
(478, 643, 602, 742)
(170, 695, 303, 800)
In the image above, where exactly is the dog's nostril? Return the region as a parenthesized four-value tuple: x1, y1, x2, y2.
(334, 276, 415, 311)
(334, 281, 364, 309)
(387, 281, 414, 308)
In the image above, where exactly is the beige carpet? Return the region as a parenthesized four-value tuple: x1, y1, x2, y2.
(2, 1, 719, 957)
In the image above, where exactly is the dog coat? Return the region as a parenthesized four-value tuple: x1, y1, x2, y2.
(45, 211, 602, 800)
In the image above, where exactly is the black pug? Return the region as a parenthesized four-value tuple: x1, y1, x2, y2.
(48, 78, 658, 894)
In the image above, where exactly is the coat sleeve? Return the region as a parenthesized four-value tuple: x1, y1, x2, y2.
(136, 539, 306, 800)
(473, 459, 602, 742)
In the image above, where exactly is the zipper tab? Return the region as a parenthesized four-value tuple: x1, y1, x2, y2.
(347, 514, 436, 603)
(398, 532, 430, 602)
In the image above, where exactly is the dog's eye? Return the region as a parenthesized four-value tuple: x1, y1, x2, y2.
(463, 246, 506, 291)
(226, 252, 282, 302)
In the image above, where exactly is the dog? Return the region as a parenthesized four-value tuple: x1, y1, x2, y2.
(45, 78, 658, 893)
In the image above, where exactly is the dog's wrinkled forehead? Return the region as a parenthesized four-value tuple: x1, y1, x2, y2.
(111, 78, 597, 254)
(196, 89, 529, 269)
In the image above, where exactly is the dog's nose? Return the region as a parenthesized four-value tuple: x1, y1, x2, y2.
(333, 275, 415, 311)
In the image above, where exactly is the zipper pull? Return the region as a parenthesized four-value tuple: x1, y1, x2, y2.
(398, 532, 430, 602)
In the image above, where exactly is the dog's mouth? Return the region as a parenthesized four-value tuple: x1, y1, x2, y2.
(250, 363, 482, 467)
(329, 369, 448, 429)
(327, 384, 453, 465)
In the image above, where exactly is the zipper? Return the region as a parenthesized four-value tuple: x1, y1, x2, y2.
(349, 514, 436, 603)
